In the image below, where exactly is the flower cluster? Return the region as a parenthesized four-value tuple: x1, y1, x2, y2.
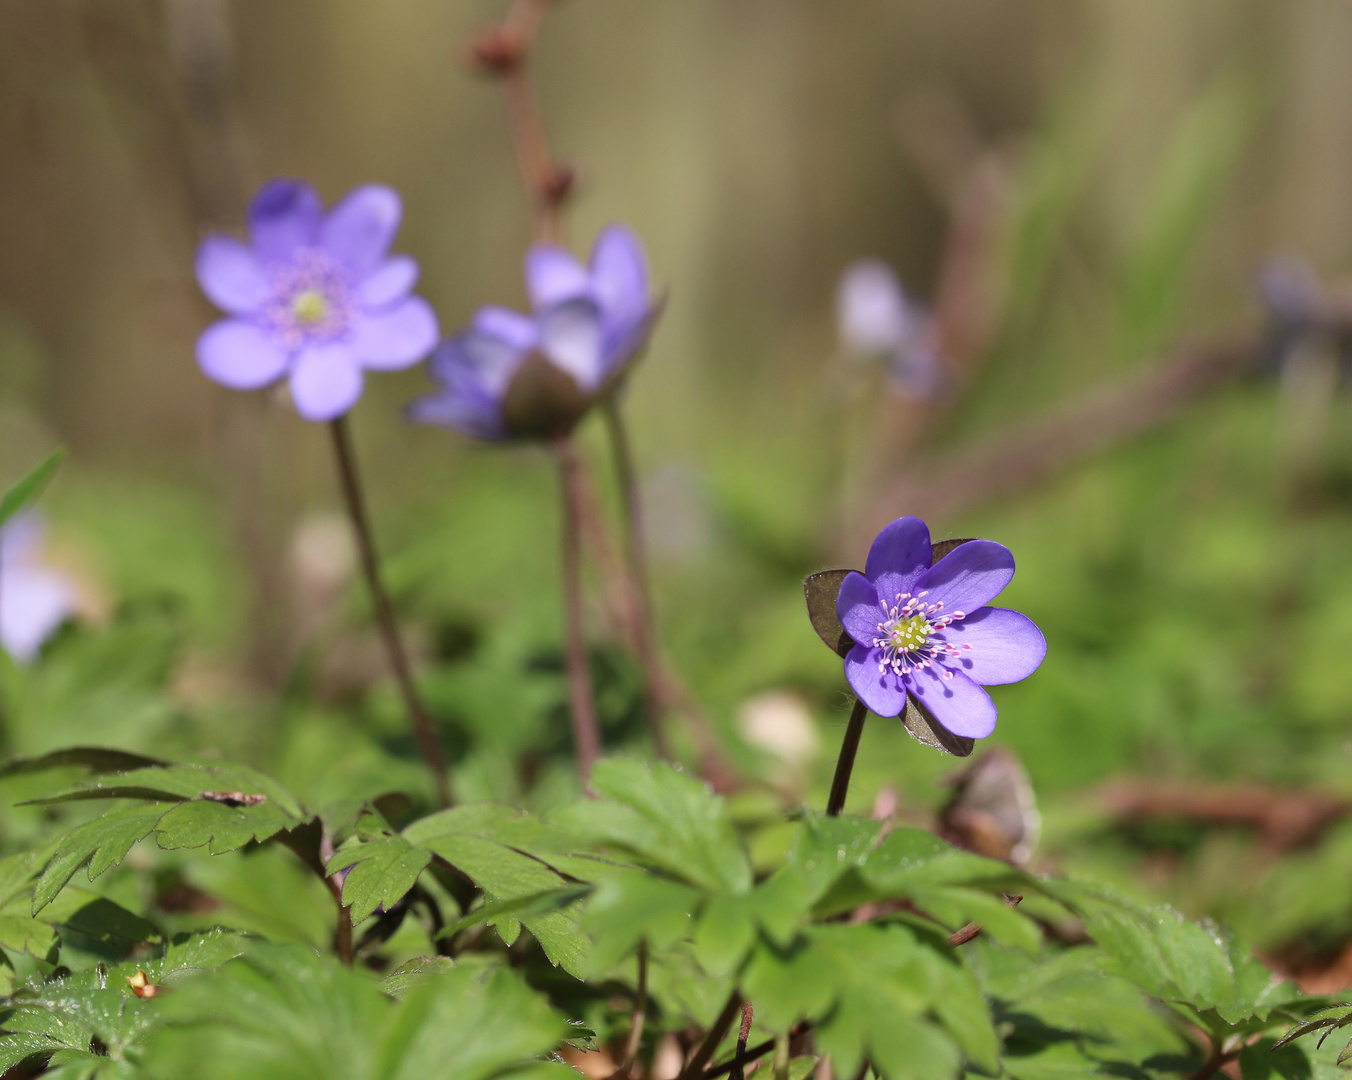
(195, 182, 659, 440)
(836, 516, 1045, 738)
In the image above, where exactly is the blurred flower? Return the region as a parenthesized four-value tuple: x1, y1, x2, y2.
(737, 690, 820, 765)
(0, 512, 75, 663)
(835, 258, 944, 401)
(409, 225, 660, 440)
(836, 516, 1045, 738)
(195, 179, 439, 422)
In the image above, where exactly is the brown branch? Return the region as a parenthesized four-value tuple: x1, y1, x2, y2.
(678, 993, 744, 1080)
(849, 340, 1257, 553)
(1102, 779, 1349, 852)
(470, 0, 570, 244)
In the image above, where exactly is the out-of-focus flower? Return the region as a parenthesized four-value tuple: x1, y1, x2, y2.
(195, 180, 439, 422)
(835, 258, 944, 401)
(737, 690, 820, 765)
(409, 225, 660, 440)
(0, 513, 75, 663)
(836, 516, 1045, 738)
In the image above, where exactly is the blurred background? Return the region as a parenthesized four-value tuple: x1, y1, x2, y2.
(7, 0, 1352, 981)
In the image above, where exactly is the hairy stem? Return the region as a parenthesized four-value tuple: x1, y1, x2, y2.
(620, 939, 649, 1073)
(602, 398, 670, 757)
(678, 993, 745, 1080)
(826, 698, 869, 816)
(329, 418, 451, 807)
(730, 1002, 754, 1080)
(554, 437, 602, 783)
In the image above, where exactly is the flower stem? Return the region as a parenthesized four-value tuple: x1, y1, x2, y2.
(319, 828, 354, 965)
(601, 398, 670, 758)
(826, 698, 869, 816)
(328, 417, 451, 807)
(620, 939, 649, 1073)
(554, 436, 602, 784)
(731, 1002, 754, 1080)
(677, 992, 744, 1080)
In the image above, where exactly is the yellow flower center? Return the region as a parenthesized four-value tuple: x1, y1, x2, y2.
(291, 289, 330, 326)
(888, 614, 932, 653)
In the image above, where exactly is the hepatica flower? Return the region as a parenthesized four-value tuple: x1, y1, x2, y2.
(836, 259, 943, 402)
(195, 180, 439, 421)
(837, 516, 1045, 738)
(0, 513, 75, 663)
(409, 224, 659, 440)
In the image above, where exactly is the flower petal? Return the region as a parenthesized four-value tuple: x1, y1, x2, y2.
(904, 666, 997, 739)
(357, 256, 419, 308)
(196, 237, 271, 314)
(525, 246, 591, 310)
(249, 179, 322, 262)
(289, 343, 364, 421)
(1, 567, 72, 663)
(407, 386, 505, 441)
(845, 643, 908, 717)
(590, 224, 650, 327)
(430, 328, 527, 399)
(197, 320, 289, 390)
(940, 606, 1046, 686)
(472, 306, 539, 352)
(348, 297, 439, 370)
(915, 539, 1015, 616)
(864, 516, 932, 605)
(837, 571, 882, 648)
(539, 297, 604, 391)
(320, 185, 402, 277)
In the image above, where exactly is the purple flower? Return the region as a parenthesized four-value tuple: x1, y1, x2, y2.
(836, 517, 1045, 738)
(409, 224, 659, 440)
(0, 513, 75, 663)
(195, 180, 439, 422)
(835, 259, 944, 402)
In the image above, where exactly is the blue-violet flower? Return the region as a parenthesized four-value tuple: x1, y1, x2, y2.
(409, 224, 659, 440)
(837, 516, 1045, 738)
(0, 513, 75, 663)
(195, 179, 439, 421)
(836, 259, 943, 402)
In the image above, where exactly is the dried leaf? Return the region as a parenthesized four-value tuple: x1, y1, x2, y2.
(803, 569, 856, 657)
(901, 696, 974, 758)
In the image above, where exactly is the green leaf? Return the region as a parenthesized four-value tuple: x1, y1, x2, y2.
(584, 870, 702, 972)
(912, 887, 1041, 952)
(146, 943, 567, 1080)
(328, 834, 432, 924)
(862, 828, 1022, 892)
(0, 747, 169, 781)
(33, 804, 167, 914)
(558, 759, 752, 895)
(440, 886, 590, 941)
(786, 813, 883, 903)
(0, 449, 63, 529)
(692, 894, 758, 977)
(418, 832, 585, 975)
(380, 956, 457, 999)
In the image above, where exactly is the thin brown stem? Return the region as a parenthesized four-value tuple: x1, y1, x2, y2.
(678, 993, 745, 1080)
(620, 939, 649, 1073)
(826, 698, 869, 816)
(731, 1002, 754, 1080)
(1188, 1040, 1234, 1080)
(319, 829, 354, 965)
(602, 398, 670, 758)
(555, 437, 602, 784)
(328, 418, 451, 807)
